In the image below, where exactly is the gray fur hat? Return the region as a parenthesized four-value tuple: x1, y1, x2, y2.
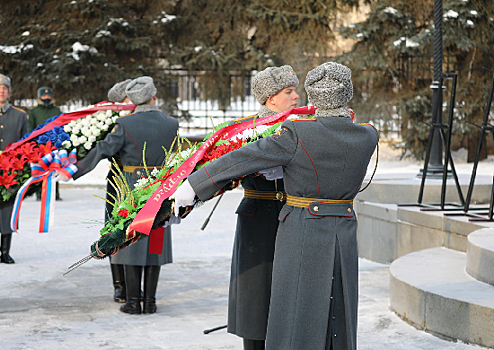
(252, 65, 299, 105)
(305, 62, 353, 111)
(0, 74, 11, 92)
(125, 76, 157, 105)
(108, 79, 131, 102)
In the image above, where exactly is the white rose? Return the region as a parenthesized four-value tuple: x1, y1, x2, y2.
(68, 120, 77, 127)
(72, 139, 81, 147)
(84, 142, 92, 150)
(105, 118, 113, 125)
(101, 124, 109, 131)
(81, 118, 91, 126)
(84, 130, 92, 138)
(96, 111, 107, 121)
(88, 135, 97, 143)
(79, 135, 87, 143)
(112, 116, 118, 123)
(71, 127, 80, 135)
(106, 110, 113, 117)
(119, 110, 131, 116)
(63, 125, 72, 132)
(90, 125, 98, 132)
(62, 140, 72, 148)
(97, 122, 105, 129)
(92, 129, 101, 137)
(91, 117, 99, 125)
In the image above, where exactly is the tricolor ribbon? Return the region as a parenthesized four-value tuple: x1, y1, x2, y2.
(11, 149, 78, 233)
(128, 106, 316, 238)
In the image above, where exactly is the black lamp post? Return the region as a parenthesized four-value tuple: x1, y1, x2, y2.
(424, 0, 445, 176)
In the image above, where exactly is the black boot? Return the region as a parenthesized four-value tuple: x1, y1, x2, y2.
(120, 265, 142, 314)
(1, 233, 15, 264)
(143, 265, 161, 314)
(110, 263, 126, 303)
(243, 339, 265, 350)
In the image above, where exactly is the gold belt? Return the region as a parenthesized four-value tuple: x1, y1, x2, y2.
(122, 165, 162, 173)
(286, 194, 353, 208)
(243, 189, 287, 202)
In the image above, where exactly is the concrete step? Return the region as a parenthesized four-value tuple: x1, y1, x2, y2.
(389, 247, 494, 348)
(467, 228, 494, 287)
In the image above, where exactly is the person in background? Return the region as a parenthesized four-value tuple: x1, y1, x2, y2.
(0, 74, 28, 264)
(72, 76, 178, 315)
(174, 62, 378, 350)
(225, 65, 299, 350)
(28, 86, 63, 200)
(105, 79, 132, 303)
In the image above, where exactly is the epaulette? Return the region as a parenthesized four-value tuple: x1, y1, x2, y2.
(12, 106, 27, 114)
(358, 122, 379, 135)
(291, 118, 316, 122)
(232, 114, 257, 123)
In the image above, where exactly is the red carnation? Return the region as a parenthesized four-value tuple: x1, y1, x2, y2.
(117, 209, 129, 217)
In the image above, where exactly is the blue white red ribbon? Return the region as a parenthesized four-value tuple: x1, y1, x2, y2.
(11, 149, 78, 233)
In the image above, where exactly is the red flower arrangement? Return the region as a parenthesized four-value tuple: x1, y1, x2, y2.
(0, 140, 56, 203)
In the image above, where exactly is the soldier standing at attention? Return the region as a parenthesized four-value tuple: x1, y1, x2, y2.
(28, 86, 63, 200)
(71, 76, 178, 315)
(105, 79, 132, 304)
(0, 74, 28, 264)
(226, 65, 299, 350)
(174, 62, 378, 350)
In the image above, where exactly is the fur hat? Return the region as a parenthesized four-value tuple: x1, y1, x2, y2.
(0, 74, 11, 92)
(37, 86, 53, 98)
(108, 79, 132, 103)
(125, 76, 157, 105)
(305, 62, 353, 112)
(252, 65, 299, 105)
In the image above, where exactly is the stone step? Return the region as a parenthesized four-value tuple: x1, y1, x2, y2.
(467, 228, 494, 286)
(389, 247, 494, 348)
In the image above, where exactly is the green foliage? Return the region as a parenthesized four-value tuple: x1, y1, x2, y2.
(0, 0, 176, 104)
(1, 0, 360, 107)
(337, 0, 494, 160)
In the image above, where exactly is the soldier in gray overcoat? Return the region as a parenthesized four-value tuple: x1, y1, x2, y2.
(174, 62, 378, 350)
(105, 79, 132, 303)
(228, 65, 299, 350)
(73, 76, 179, 315)
(0, 74, 28, 264)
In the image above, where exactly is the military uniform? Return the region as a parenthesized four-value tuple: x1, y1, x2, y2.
(188, 114, 378, 350)
(73, 104, 178, 266)
(27, 103, 62, 132)
(0, 102, 28, 233)
(228, 108, 285, 341)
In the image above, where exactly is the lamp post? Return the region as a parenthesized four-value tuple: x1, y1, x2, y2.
(424, 0, 445, 176)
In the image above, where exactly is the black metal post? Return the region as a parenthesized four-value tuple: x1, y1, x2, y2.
(421, 0, 444, 176)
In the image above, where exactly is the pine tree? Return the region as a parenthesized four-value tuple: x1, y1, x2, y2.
(337, 0, 494, 161)
(171, 0, 364, 105)
(0, 0, 177, 104)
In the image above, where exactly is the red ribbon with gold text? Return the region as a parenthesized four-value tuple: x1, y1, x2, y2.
(128, 106, 316, 237)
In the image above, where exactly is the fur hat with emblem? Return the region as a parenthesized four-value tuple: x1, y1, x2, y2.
(125, 76, 157, 105)
(252, 65, 299, 105)
(0, 74, 12, 92)
(305, 62, 353, 117)
(37, 86, 53, 98)
(108, 79, 132, 103)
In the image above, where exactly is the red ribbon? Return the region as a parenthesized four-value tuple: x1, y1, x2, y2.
(128, 106, 316, 237)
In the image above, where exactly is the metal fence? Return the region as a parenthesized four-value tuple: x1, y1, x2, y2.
(160, 70, 261, 136)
